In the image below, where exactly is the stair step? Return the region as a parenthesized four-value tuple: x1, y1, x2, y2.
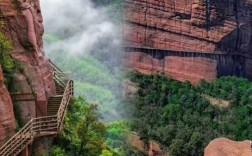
(48, 104, 61, 105)
(49, 98, 62, 99)
(48, 100, 62, 103)
(47, 110, 58, 113)
(48, 98, 62, 100)
(47, 113, 57, 115)
(48, 108, 59, 110)
(48, 104, 60, 106)
(48, 100, 62, 102)
(48, 107, 60, 109)
(48, 101, 62, 102)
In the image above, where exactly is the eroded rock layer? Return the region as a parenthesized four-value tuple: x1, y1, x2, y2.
(0, 0, 56, 145)
(123, 0, 252, 83)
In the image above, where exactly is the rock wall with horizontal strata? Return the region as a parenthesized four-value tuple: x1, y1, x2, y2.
(123, 0, 252, 83)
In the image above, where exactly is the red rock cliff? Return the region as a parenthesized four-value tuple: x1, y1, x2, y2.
(123, 0, 252, 83)
(0, 65, 15, 147)
(0, 0, 56, 145)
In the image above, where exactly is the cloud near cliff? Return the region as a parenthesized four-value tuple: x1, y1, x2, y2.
(41, 0, 120, 55)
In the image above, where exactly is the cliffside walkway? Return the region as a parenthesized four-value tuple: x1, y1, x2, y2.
(0, 61, 74, 156)
(123, 45, 252, 59)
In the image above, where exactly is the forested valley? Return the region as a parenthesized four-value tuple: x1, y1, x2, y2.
(42, 0, 252, 156)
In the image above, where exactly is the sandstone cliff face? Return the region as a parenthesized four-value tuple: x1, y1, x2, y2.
(124, 0, 252, 83)
(204, 138, 251, 156)
(0, 0, 56, 145)
(0, 66, 15, 147)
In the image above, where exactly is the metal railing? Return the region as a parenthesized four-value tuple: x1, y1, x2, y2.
(0, 61, 73, 156)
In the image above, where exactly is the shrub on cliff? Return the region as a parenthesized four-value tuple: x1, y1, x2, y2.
(0, 32, 14, 72)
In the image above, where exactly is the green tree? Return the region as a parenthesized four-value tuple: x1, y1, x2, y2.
(76, 104, 106, 156)
(50, 97, 107, 156)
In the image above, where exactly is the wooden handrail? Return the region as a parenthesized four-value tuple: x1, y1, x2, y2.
(0, 61, 73, 156)
(49, 59, 63, 73)
(57, 80, 74, 130)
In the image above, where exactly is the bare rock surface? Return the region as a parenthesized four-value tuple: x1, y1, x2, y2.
(128, 132, 169, 156)
(0, 66, 15, 146)
(204, 138, 252, 156)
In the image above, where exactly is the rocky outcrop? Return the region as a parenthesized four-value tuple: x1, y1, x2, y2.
(0, 0, 56, 125)
(128, 133, 169, 156)
(123, 0, 252, 83)
(204, 138, 251, 156)
(0, 66, 15, 147)
(122, 79, 138, 99)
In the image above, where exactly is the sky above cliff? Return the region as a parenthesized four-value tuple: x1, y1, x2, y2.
(40, 0, 120, 55)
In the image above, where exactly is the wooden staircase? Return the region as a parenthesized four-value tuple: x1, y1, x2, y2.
(56, 84, 65, 95)
(47, 95, 63, 116)
(0, 60, 73, 156)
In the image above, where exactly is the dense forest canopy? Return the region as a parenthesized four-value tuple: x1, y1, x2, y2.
(128, 72, 252, 156)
